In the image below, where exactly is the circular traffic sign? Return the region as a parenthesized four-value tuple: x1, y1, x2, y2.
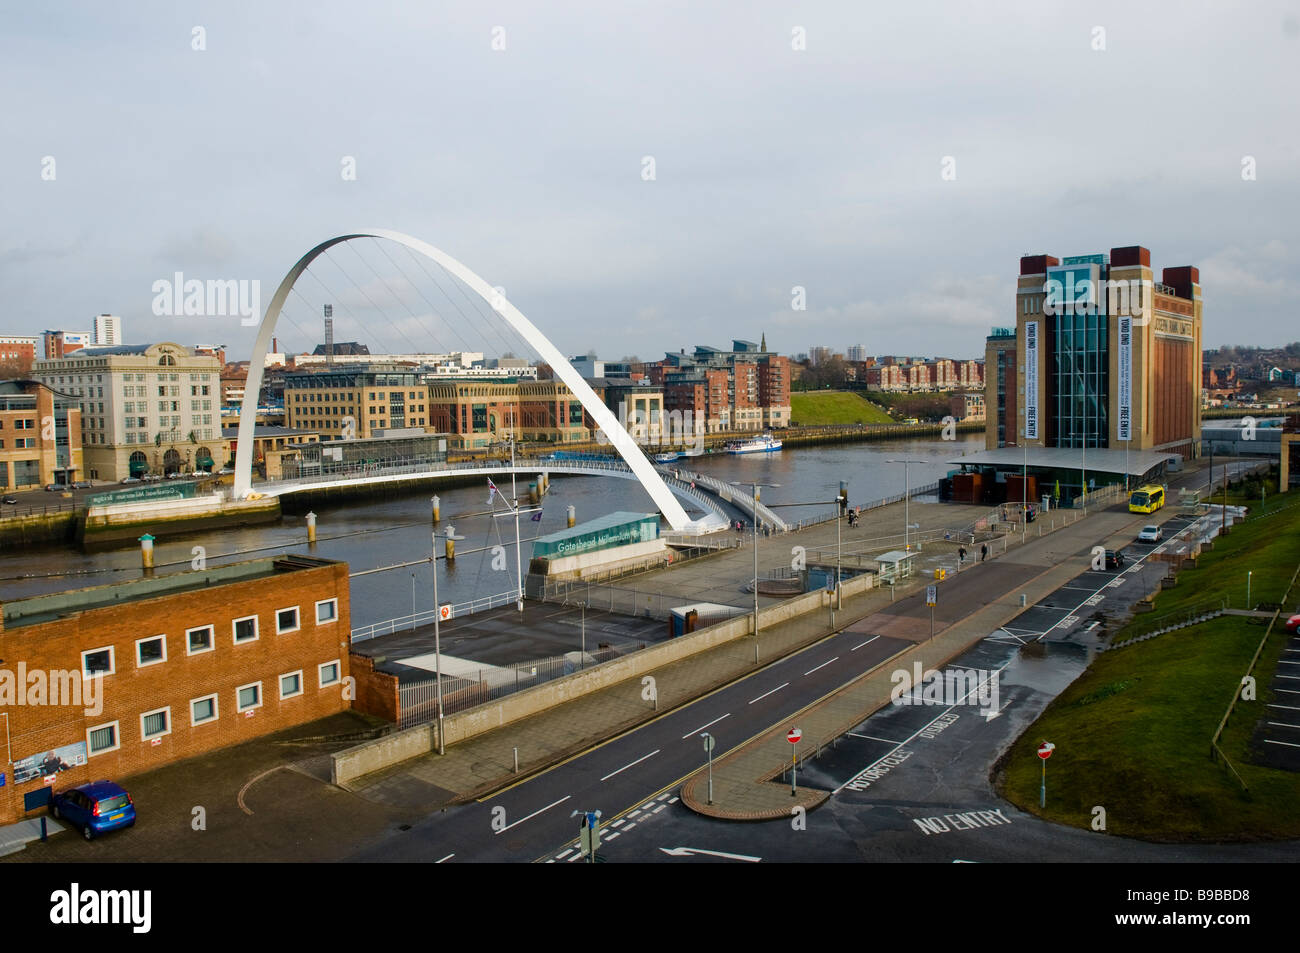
(1037, 741, 1055, 760)
(787, 728, 802, 744)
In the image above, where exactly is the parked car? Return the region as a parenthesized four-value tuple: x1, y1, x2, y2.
(1286, 613, 1300, 634)
(2, 496, 18, 505)
(1137, 525, 1163, 543)
(1104, 549, 1126, 570)
(73, 480, 93, 489)
(141, 474, 162, 482)
(50, 780, 136, 840)
(44, 483, 61, 492)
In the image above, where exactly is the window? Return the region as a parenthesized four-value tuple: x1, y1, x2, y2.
(82, 646, 115, 678)
(318, 660, 341, 687)
(136, 634, 167, 667)
(187, 625, 214, 655)
(236, 681, 262, 712)
(280, 671, 303, 699)
(140, 706, 171, 740)
(276, 606, 300, 634)
(87, 720, 120, 755)
(190, 694, 218, 726)
(315, 598, 338, 624)
(233, 615, 259, 643)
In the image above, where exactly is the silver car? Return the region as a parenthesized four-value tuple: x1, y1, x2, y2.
(1137, 525, 1162, 543)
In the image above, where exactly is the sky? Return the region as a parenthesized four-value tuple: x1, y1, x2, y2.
(3, 1, 1299, 364)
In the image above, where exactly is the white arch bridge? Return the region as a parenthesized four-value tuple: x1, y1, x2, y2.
(256, 456, 790, 535)
(235, 229, 720, 532)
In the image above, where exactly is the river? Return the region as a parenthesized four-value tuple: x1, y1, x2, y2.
(0, 433, 983, 628)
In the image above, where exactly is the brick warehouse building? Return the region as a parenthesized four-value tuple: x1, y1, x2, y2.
(986, 245, 1202, 457)
(0, 555, 351, 825)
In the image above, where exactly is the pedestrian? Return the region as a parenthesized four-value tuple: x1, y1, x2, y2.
(980, 543, 988, 562)
(958, 545, 967, 564)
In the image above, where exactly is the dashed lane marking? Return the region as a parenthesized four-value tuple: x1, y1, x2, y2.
(494, 795, 571, 834)
(851, 636, 880, 651)
(805, 657, 839, 676)
(599, 750, 660, 782)
(749, 682, 790, 705)
(681, 712, 730, 740)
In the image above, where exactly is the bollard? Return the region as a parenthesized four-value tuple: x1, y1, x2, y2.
(306, 511, 317, 543)
(431, 495, 440, 524)
(528, 482, 539, 504)
(537, 474, 546, 497)
(445, 524, 456, 563)
(567, 504, 576, 528)
(40, 816, 47, 842)
(139, 533, 155, 572)
(514, 746, 519, 774)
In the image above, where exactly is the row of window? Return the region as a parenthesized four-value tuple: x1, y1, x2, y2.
(80, 599, 338, 677)
(85, 660, 343, 753)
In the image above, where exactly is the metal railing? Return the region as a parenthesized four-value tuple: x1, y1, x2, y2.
(399, 651, 584, 726)
(350, 589, 519, 643)
(537, 581, 746, 620)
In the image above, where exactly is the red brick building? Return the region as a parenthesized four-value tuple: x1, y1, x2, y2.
(0, 554, 351, 824)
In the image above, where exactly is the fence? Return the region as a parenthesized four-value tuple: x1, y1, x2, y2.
(537, 580, 745, 620)
(782, 481, 942, 533)
(350, 590, 519, 643)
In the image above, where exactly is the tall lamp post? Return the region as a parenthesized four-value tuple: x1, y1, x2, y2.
(732, 480, 780, 664)
(432, 525, 465, 756)
(886, 459, 928, 552)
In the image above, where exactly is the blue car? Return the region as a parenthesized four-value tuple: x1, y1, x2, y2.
(51, 781, 136, 840)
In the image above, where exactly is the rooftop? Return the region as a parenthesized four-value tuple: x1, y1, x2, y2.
(949, 447, 1173, 477)
(1, 555, 341, 630)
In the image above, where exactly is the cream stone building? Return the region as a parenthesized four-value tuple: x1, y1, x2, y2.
(34, 342, 222, 480)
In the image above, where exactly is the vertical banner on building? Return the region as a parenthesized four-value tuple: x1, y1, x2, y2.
(1117, 315, 1132, 442)
(1024, 320, 1039, 441)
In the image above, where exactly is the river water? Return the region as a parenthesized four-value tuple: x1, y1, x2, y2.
(0, 434, 983, 628)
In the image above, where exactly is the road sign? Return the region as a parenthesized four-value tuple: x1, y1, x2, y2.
(926, 585, 937, 606)
(787, 728, 802, 744)
(702, 734, 715, 753)
(1037, 741, 1055, 760)
(439, 604, 453, 622)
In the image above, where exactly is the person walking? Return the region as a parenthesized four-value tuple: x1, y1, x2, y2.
(980, 543, 988, 562)
(958, 545, 967, 565)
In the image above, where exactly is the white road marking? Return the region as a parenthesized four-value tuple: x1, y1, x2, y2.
(851, 636, 880, 651)
(1264, 739, 1300, 749)
(805, 657, 839, 676)
(604, 831, 621, 840)
(653, 804, 668, 813)
(494, 795, 571, 834)
(555, 849, 573, 860)
(436, 853, 455, 863)
(611, 818, 625, 827)
(681, 712, 730, 739)
(848, 732, 904, 744)
(1268, 703, 1300, 710)
(1277, 660, 1300, 666)
(600, 750, 661, 782)
(749, 682, 789, 705)
(668, 796, 680, 804)
(1267, 720, 1300, 729)
(623, 821, 637, 831)
(659, 846, 761, 862)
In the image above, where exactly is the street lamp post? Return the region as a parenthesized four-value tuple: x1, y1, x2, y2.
(432, 526, 465, 756)
(732, 481, 779, 664)
(580, 601, 586, 670)
(1247, 570, 1253, 611)
(887, 459, 928, 552)
(700, 732, 715, 805)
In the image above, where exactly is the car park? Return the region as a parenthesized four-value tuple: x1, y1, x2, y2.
(1137, 525, 1162, 543)
(1104, 549, 1126, 570)
(50, 780, 136, 840)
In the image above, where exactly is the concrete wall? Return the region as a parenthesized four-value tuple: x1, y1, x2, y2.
(331, 572, 876, 784)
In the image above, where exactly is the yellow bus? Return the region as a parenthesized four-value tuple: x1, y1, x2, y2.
(1129, 484, 1166, 514)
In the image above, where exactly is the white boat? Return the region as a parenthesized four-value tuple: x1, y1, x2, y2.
(652, 451, 683, 463)
(725, 433, 783, 455)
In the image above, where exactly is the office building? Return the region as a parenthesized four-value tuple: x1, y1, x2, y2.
(0, 381, 83, 488)
(0, 555, 350, 826)
(33, 342, 222, 480)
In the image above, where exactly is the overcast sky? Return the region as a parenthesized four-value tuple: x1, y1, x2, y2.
(3, 1, 1299, 363)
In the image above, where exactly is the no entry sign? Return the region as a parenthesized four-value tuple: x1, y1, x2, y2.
(1037, 741, 1055, 760)
(787, 728, 802, 744)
